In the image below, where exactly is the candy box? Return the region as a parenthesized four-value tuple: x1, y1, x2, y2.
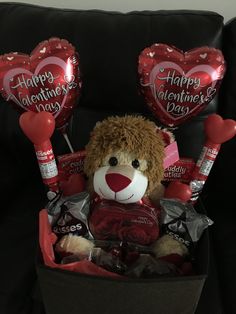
(57, 150, 86, 181)
(36, 202, 208, 314)
(164, 158, 195, 183)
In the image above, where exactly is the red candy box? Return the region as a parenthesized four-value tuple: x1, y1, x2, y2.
(57, 150, 86, 181)
(164, 158, 195, 183)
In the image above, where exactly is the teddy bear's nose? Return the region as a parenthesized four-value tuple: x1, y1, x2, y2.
(105, 173, 131, 192)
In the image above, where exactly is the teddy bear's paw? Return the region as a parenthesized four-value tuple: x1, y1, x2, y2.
(56, 234, 95, 256)
(152, 234, 188, 258)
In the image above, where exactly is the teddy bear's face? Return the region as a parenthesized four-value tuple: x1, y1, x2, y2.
(84, 116, 166, 203)
(93, 150, 148, 203)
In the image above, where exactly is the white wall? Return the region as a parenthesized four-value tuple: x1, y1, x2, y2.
(0, 0, 235, 22)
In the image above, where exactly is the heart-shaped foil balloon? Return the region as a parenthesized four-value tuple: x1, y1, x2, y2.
(138, 43, 226, 127)
(0, 37, 82, 129)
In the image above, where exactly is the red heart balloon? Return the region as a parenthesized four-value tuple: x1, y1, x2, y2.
(138, 44, 226, 126)
(19, 111, 55, 145)
(164, 181, 192, 203)
(0, 37, 81, 129)
(60, 173, 86, 196)
(204, 114, 236, 144)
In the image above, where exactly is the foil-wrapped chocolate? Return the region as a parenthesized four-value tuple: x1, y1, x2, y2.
(46, 191, 93, 240)
(89, 198, 160, 246)
(160, 198, 213, 250)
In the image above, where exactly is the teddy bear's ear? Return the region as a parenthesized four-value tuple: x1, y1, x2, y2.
(156, 127, 175, 146)
(94, 121, 101, 128)
(89, 131, 95, 138)
(89, 121, 101, 138)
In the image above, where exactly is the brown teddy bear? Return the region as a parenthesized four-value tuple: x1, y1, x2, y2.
(84, 115, 165, 204)
(56, 115, 187, 263)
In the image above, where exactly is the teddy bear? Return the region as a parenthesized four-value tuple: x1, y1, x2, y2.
(56, 115, 188, 268)
(84, 115, 165, 203)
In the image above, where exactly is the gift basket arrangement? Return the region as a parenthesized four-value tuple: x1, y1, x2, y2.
(1, 18, 236, 314)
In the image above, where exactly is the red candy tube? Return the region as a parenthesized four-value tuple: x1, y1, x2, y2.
(34, 141, 59, 192)
(190, 114, 236, 203)
(190, 141, 220, 202)
(19, 111, 59, 192)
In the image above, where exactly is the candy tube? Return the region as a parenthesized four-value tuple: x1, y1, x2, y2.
(189, 141, 220, 202)
(19, 111, 60, 193)
(34, 140, 59, 192)
(189, 114, 236, 203)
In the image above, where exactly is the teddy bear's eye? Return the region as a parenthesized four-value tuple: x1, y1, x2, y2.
(109, 156, 118, 166)
(132, 159, 140, 169)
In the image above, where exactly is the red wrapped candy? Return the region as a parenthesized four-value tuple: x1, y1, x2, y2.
(89, 197, 160, 246)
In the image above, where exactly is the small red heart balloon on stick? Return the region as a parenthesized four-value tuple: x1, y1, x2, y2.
(190, 113, 236, 203)
(19, 111, 59, 192)
(19, 111, 55, 145)
(164, 181, 192, 202)
(204, 113, 236, 144)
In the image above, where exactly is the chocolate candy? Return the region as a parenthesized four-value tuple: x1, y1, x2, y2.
(160, 198, 213, 251)
(47, 191, 93, 240)
(89, 198, 160, 246)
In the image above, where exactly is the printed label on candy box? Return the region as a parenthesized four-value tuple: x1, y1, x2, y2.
(164, 158, 195, 183)
(57, 150, 86, 181)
